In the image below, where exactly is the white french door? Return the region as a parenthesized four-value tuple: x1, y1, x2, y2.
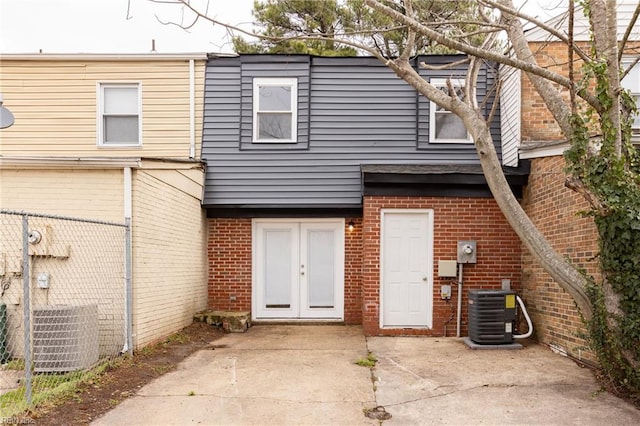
(253, 219, 344, 320)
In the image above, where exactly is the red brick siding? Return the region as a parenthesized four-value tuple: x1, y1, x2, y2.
(344, 217, 363, 324)
(362, 196, 522, 336)
(517, 39, 638, 361)
(522, 41, 640, 142)
(207, 218, 252, 311)
(521, 156, 599, 362)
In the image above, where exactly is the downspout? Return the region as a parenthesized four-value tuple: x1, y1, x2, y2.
(456, 263, 463, 337)
(122, 167, 133, 354)
(189, 59, 195, 159)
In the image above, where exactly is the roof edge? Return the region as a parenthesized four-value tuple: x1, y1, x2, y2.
(0, 53, 208, 61)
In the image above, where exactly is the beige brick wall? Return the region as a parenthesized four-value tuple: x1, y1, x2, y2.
(0, 163, 208, 351)
(0, 168, 123, 221)
(0, 168, 126, 357)
(131, 165, 207, 348)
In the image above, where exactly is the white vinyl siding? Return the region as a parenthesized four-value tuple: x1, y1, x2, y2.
(98, 83, 141, 147)
(252, 78, 297, 143)
(429, 79, 472, 144)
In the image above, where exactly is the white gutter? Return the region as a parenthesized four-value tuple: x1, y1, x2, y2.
(0, 156, 142, 169)
(189, 59, 196, 159)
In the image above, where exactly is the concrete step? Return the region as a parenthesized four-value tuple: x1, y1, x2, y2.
(193, 310, 251, 333)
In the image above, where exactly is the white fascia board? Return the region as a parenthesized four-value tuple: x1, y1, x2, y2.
(519, 143, 569, 159)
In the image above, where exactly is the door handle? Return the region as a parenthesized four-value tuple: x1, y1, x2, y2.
(301, 264, 305, 275)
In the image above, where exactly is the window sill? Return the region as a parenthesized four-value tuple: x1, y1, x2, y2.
(97, 144, 143, 148)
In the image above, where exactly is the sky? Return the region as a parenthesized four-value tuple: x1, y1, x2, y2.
(0, 0, 560, 54)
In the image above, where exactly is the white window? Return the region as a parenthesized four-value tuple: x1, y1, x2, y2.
(621, 58, 640, 136)
(98, 83, 141, 146)
(253, 78, 297, 143)
(429, 78, 472, 143)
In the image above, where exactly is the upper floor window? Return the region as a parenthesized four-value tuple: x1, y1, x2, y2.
(253, 78, 297, 143)
(429, 78, 472, 144)
(98, 83, 141, 147)
(621, 58, 640, 136)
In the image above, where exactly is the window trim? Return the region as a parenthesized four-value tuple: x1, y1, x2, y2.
(97, 82, 142, 147)
(428, 78, 472, 144)
(252, 77, 298, 143)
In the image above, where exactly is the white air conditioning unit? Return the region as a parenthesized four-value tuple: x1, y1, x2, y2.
(33, 304, 99, 373)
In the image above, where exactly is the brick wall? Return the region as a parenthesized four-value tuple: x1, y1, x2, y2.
(207, 217, 363, 324)
(344, 217, 363, 324)
(520, 156, 599, 362)
(132, 167, 208, 349)
(0, 168, 123, 222)
(362, 196, 522, 336)
(207, 218, 253, 312)
(517, 40, 638, 362)
(522, 41, 640, 143)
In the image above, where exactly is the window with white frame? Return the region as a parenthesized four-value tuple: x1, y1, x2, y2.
(253, 78, 297, 143)
(621, 58, 640, 136)
(429, 78, 472, 143)
(98, 83, 141, 146)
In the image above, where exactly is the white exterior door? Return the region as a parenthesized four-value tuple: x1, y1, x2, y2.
(381, 210, 433, 328)
(254, 220, 344, 320)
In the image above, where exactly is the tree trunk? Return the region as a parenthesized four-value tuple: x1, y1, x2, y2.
(387, 59, 593, 319)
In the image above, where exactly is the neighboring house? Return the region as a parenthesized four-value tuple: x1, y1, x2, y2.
(516, 1, 640, 362)
(0, 53, 208, 349)
(202, 54, 528, 335)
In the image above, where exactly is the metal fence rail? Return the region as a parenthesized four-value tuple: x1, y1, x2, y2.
(0, 210, 130, 416)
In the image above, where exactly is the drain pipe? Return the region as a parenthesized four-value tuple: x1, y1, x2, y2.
(513, 295, 534, 339)
(189, 59, 195, 159)
(122, 167, 133, 355)
(456, 263, 463, 337)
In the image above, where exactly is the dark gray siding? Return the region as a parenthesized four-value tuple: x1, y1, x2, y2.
(202, 55, 502, 208)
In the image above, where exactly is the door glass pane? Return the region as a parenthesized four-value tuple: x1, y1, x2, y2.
(307, 230, 334, 308)
(264, 229, 292, 308)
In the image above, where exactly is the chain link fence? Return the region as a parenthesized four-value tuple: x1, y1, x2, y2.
(0, 210, 131, 417)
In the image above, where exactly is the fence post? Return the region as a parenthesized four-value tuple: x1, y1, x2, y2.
(125, 217, 133, 355)
(22, 213, 32, 405)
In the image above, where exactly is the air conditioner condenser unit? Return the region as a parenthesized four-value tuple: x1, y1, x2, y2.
(468, 289, 517, 344)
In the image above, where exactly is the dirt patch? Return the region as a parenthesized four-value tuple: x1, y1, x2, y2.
(22, 322, 224, 425)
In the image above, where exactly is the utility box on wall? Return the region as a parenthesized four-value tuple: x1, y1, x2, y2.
(457, 240, 477, 264)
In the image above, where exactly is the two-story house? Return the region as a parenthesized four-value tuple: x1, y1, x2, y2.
(0, 53, 208, 349)
(202, 54, 529, 336)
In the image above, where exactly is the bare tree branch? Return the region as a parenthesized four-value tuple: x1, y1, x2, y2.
(364, 0, 602, 112)
(619, 0, 640, 61)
